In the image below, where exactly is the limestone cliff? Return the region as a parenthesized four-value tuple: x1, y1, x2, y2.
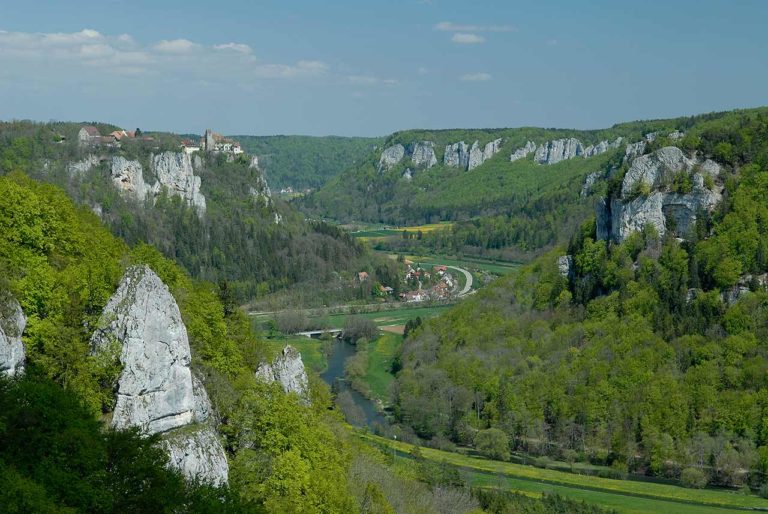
(378, 144, 406, 172)
(0, 291, 26, 377)
(510, 141, 536, 162)
(444, 141, 470, 169)
(255, 345, 310, 402)
(534, 138, 584, 165)
(445, 139, 502, 171)
(90, 265, 228, 484)
(410, 141, 438, 168)
(597, 146, 723, 242)
(110, 156, 150, 202)
(151, 152, 207, 213)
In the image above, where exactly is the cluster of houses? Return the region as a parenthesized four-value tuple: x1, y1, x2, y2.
(77, 126, 154, 147)
(180, 129, 244, 156)
(356, 263, 458, 303)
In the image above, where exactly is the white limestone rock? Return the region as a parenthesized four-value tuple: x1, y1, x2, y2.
(602, 146, 723, 242)
(534, 138, 584, 165)
(669, 130, 685, 141)
(402, 168, 413, 181)
(68, 154, 100, 177)
(0, 292, 26, 377)
(410, 141, 437, 168)
(581, 171, 602, 197)
(624, 141, 647, 161)
(160, 426, 229, 486)
(510, 141, 536, 162)
(482, 138, 503, 161)
(583, 137, 623, 158)
(468, 141, 484, 170)
(378, 144, 405, 172)
(110, 156, 150, 201)
(256, 345, 309, 401)
(444, 141, 470, 169)
(557, 255, 573, 279)
(90, 265, 195, 435)
(151, 152, 207, 213)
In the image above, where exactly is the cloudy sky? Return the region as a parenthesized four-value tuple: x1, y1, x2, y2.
(1, 0, 766, 136)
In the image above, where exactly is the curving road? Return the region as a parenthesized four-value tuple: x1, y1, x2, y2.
(445, 265, 473, 296)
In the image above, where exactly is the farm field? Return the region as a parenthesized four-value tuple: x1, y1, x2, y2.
(312, 304, 452, 329)
(361, 433, 768, 513)
(351, 222, 453, 241)
(361, 332, 402, 401)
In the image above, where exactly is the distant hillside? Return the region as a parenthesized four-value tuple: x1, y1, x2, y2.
(301, 107, 768, 260)
(233, 134, 383, 190)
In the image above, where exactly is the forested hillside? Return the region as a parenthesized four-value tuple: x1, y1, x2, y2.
(0, 121, 382, 302)
(303, 109, 768, 261)
(234, 134, 382, 190)
(392, 109, 768, 491)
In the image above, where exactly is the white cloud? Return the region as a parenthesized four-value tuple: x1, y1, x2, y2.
(214, 42, 252, 53)
(153, 38, 198, 53)
(460, 72, 492, 82)
(348, 75, 399, 86)
(0, 29, 332, 84)
(451, 33, 484, 44)
(436, 22, 515, 33)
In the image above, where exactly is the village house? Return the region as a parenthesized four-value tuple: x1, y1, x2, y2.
(180, 139, 201, 154)
(77, 125, 102, 146)
(202, 129, 244, 155)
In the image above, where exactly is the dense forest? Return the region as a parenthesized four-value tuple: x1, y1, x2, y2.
(303, 109, 768, 261)
(0, 120, 390, 303)
(392, 110, 768, 490)
(234, 134, 382, 190)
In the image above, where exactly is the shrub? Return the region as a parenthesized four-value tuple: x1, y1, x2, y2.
(680, 467, 708, 489)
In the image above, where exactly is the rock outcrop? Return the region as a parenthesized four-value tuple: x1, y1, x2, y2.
(90, 266, 228, 484)
(108, 153, 206, 213)
(255, 345, 309, 402)
(534, 138, 584, 165)
(68, 154, 101, 177)
(510, 141, 536, 162)
(581, 171, 602, 197)
(110, 156, 150, 201)
(0, 291, 26, 377)
(410, 141, 438, 168)
(598, 147, 723, 242)
(378, 144, 406, 172)
(151, 152, 207, 213)
(583, 138, 623, 158)
(468, 141, 484, 171)
(624, 141, 647, 161)
(557, 255, 573, 279)
(444, 141, 470, 169)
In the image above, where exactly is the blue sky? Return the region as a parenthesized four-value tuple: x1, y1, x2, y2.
(1, 0, 766, 136)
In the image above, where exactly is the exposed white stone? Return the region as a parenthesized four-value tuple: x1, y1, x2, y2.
(110, 156, 150, 201)
(534, 138, 584, 165)
(482, 138, 503, 161)
(256, 345, 309, 402)
(151, 152, 207, 213)
(468, 141, 484, 170)
(581, 171, 602, 197)
(444, 141, 470, 168)
(602, 146, 723, 242)
(645, 132, 658, 142)
(624, 141, 647, 161)
(0, 292, 26, 377)
(557, 255, 573, 279)
(403, 168, 413, 181)
(583, 137, 623, 158)
(91, 265, 228, 485)
(160, 426, 229, 486)
(67, 154, 100, 177)
(378, 144, 405, 172)
(249, 155, 260, 170)
(669, 130, 685, 141)
(410, 141, 438, 168)
(510, 141, 536, 162)
(91, 265, 194, 435)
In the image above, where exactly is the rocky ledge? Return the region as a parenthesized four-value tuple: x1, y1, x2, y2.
(0, 291, 26, 377)
(597, 146, 723, 242)
(255, 345, 310, 402)
(90, 265, 228, 484)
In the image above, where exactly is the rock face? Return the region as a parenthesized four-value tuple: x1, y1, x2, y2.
(0, 292, 26, 377)
(534, 138, 584, 165)
(68, 154, 101, 177)
(599, 147, 723, 242)
(444, 141, 470, 169)
(110, 156, 150, 201)
(255, 345, 309, 401)
(108, 153, 206, 213)
(581, 171, 602, 197)
(151, 152, 207, 213)
(91, 266, 228, 484)
(583, 138, 623, 158)
(624, 141, 647, 161)
(402, 168, 413, 181)
(378, 144, 406, 172)
(410, 141, 438, 168)
(510, 141, 536, 162)
(483, 138, 503, 161)
(557, 255, 573, 279)
(160, 427, 229, 486)
(468, 141, 484, 171)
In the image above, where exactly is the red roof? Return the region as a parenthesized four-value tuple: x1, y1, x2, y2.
(81, 126, 100, 137)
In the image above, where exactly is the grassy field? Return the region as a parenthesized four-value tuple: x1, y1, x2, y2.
(405, 254, 521, 275)
(362, 333, 402, 401)
(361, 433, 768, 513)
